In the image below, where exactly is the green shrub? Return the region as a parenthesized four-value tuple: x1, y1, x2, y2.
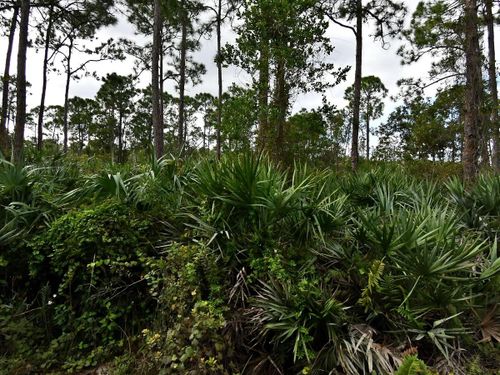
(1, 156, 499, 374)
(189, 154, 347, 275)
(27, 201, 162, 371)
(447, 174, 500, 236)
(137, 300, 230, 374)
(128, 243, 235, 374)
(253, 278, 348, 364)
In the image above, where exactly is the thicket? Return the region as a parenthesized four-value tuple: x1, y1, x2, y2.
(0, 154, 498, 374)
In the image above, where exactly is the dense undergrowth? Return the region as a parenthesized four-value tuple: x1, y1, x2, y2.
(0, 154, 498, 374)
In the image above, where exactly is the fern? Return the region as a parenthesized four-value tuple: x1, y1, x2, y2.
(395, 355, 433, 375)
(358, 260, 385, 311)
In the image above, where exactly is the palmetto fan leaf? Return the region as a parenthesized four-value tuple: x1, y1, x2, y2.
(314, 324, 401, 375)
(446, 174, 500, 235)
(61, 171, 129, 205)
(187, 154, 348, 267)
(470, 305, 500, 344)
(407, 313, 469, 363)
(0, 159, 33, 203)
(274, 166, 348, 245)
(0, 202, 52, 245)
(392, 239, 485, 279)
(252, 279, 348, 364)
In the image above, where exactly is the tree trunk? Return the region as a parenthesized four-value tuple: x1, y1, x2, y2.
(110, 109, 115, 164)
(351, 0, 363, 171)
(178, 5, 187, 147)
(216, 0, 222, 160)
(485, 0, 499, 172)
(152, 0, 163, 159)
(207, 120, 212, 150)
(79, 126, 84, 154)
(451, 137, 456, 162)
(0, 6, 19, 158)
(37, 5, 54, 151)
(63, 37, 73, 153)
(203, 116, 207, 150)
(463, 0, 482, 181)
(273, 57, 288, 160)
(13, 0, 30, 165)
(160, 28, 165, 133)
(460, 131, 464, 163)
(118, 111, 123, 163)
(257, 40, 270, 151)
(184, 114, 188, 146)
(149, 118, 153, 145)
(366, 113, 370, 161)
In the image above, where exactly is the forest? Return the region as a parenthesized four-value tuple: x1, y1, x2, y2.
(0, 0, 499, 374)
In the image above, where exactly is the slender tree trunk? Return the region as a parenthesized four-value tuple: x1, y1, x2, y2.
(351, 0, 363, 171)
(274, 57, 288, 159)
(451, 137, 456, 162)
(366, 114, 370, 161)
(460, 132, 464, 163)
(37, 5, 54, 151)
(0, 6, 19, 158)
(148, 118, 153, 145)
(184, 114, 188, 146)
(79, 126, 84, 154)
(63, 38, 73, 153)
(459, 110, 464, 163)
(13, 0, 30, 165)
(216, 0, 222, 160)
(207, 121, 212, 151)
(6, 100, 12, 142)
(118, 112, 123, 163)
(152, 0, 163, 158)
(463, 0, 482, 181)
(203, 116, 207, 150)
(160, 29, 165, 131)
(178, 6, 187, 147)
(257, 40, 270, 151)
(485, 0, 499, 172)
(110, 109, 114, 164)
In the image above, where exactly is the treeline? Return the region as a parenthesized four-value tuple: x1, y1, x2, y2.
(0, 0, 498, 179)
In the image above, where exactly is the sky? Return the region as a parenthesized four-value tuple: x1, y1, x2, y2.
(0, 1, 498, 141)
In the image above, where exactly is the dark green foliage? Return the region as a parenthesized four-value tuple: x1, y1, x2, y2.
(447, 174, 500, 236)
(0, 155, 499, 374)
(253, 278, 347, 364)
(0, 159, 32, 203)
(19, 202, 160, 371)
(188, 154, 347, 272)
(127, 243, 235, 374)
(375, 86, 465, 163)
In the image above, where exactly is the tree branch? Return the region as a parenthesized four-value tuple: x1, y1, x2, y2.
(326, 14, 357, 35)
